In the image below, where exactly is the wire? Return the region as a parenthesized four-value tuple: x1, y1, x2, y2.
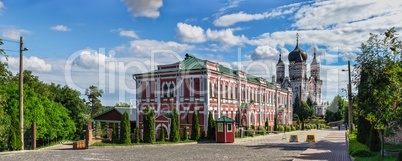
(0, 38, 20, 43)
(0, 49, 19, 52)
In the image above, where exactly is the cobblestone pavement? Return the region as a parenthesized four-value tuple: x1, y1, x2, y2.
(0, 129, 344, 161)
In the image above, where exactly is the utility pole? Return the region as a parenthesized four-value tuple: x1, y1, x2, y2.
(19, 36, 28, 150)
(347, 61, 353, 133)
(19, 36, 24, 150)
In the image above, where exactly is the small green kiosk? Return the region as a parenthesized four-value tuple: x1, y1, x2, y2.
(215, 116, 235, 143)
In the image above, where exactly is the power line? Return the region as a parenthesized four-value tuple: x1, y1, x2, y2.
(0, 38, 20, 44)
(1, 49, 19, 52)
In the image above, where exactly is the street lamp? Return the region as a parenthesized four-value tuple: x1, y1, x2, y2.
(341, 61, 353, 132)
(19, 36, 28, 150)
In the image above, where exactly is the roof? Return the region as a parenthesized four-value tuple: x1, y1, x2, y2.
(93, 107, 137, 122)
(216, 116, 235, 123)
(134, 53, 288, 90)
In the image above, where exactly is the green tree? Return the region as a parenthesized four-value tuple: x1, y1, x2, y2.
(134, 126, 140, 143)
(8, 115, 21, 151)
(0, 95, 10, 150)
(264, 118, 269, 131)
(296, 100, 313, 130)
(120, 112, 131, 144)
(355, 28, 402, 157)
(143, 107, 155, 143)
(169, 108, 180, 142)
(191, 110, 200, 140)
(85, 85, 104, 117)
(307, 96, 314, 108)
(207, 111, 215, 140)
(112, 124, 118, 143)
(182, 126, 188, 141)
(159, 127, 165, 142)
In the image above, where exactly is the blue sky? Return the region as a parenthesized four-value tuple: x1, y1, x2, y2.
(1, 0, 401, 105)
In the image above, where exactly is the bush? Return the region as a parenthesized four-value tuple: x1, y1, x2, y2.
(120, 112, 131, 144)
(246, 127, 255, 137)
(398, 150, 402, 161)
(191, 110, 200, 141)
(200, 129, 206, 140)
(291, 125, 296, 131)
(112, 124, 118, 143)
(285, 126, 291, 132)
(170, 108, 180, 142)
(257, 126, 266, 135)
(182, 126, 188, 141)
(134, 127, 140, 143)
(159, 127, 165, 142)
(277, 125, 284, 132)
(349, 133, 372, 157)
(207, 111, 215, 140)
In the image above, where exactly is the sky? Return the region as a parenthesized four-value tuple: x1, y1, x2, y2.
(0, 0, 401, 106)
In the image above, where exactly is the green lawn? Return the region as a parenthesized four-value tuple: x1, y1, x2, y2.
(355, 152, 397, 161)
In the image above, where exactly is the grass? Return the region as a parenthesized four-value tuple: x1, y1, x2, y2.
(355, 152, 397, 161)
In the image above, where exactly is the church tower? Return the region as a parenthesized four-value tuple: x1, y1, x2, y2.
(288, 33, 308, 101)
(276, 53, 285, 83)
(310, 48, 320, 80)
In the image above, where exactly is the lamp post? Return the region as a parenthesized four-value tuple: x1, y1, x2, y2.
(342, 61, 353, 132)
(19, 36, 28, 150)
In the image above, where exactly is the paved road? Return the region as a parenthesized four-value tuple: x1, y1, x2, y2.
(0, 129, 346, 161)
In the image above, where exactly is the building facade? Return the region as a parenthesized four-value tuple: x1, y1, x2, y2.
(276, 36, 322, 105)
(134, 54, 293, 138)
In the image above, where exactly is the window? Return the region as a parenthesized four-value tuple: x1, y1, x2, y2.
(227, 123, 232, 132)
(163, 84, 168, 97)
(169, 84, 175, 97)
(218, 123, 223, 132)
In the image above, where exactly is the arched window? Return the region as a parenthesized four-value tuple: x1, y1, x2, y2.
(169, 84, 175, 97)
(163, 84, 168, 97)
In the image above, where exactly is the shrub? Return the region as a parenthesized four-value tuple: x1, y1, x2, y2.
(191, 110, 200, 141)
(277, 125, 284, 132)
(397, 150, 402, 161)
(170, 108, 180, 142)
(246, 127, 255, 137)
(257, 126, 266, 135)
(182, 126, 188, 141)
(349, 133, 372, 157)
(291, 125, 296, 131)
(159, 127, 165, 142)
(368, 128, 380, 152)
(120, 112, 131, 144)
(134, 127, 140, 143)
(207, 111, 215, 140)
(285, 126, 291, 132)
(200, 129, 206, 140)
(112, 124, 118, 143)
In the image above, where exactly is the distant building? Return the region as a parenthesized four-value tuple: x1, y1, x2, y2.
(276, 34, 322, 105)
(134, 54, 293, 138)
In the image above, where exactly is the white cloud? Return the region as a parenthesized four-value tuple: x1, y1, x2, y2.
(0, 1, 5, 14)
(206, 28, 247, 46)
(116, 28, 140, 39)
(215, 0, 245, 17)
(50, 25, 71, 31)
(1, 29, 29, 40)
(292, 0, 402, 30)
(73, 49, 113, 69)
(176, 22, 206, 43)
(114, 39, 194, 59)
(1, 56, 52, 72)
(122, 0, 163, 18)
(213, 4, 298, 27)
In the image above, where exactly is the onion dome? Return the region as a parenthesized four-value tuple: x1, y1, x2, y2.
(288, 33, 307, 62)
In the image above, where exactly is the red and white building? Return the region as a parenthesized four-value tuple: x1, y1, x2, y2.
(134, 54, 293, 138)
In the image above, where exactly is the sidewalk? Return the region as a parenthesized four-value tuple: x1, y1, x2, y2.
(293, 130, 350, 161)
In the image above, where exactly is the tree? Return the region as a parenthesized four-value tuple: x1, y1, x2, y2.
(95, 121, 102, 137)
(159, 127, 165, 142)
(307, 96, 314, 108)
(294, 95, 313, 130)
(191, 110, 200, 140)
(143, 107, 155, 143)
(182, 125, 188, 141)
(0, 95, 10, 150)
(264, 118, 269, 132)
(120, 112, 131, 144)
(169, 108, 180, 142)
(207, 111, 215, 140)
(85, 85, 104, 117)
(355, 28, 402, 157)
(134, 126, 140, 143)
(112, 124, 118, 143)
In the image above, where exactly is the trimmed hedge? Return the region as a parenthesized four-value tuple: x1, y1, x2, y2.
(348, 133, 372, 157)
